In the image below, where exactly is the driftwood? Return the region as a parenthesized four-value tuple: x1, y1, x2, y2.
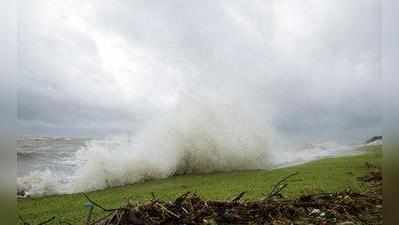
(85, 168, 381, 225)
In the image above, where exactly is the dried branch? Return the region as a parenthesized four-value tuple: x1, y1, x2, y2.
(266, 172, 299, 200)
(231, 191, 246, 202)
(155, 202, 180, 218)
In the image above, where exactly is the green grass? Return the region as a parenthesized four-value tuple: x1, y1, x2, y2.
(18, 146, 381, 224)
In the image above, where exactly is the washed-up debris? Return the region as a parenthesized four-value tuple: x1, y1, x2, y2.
(86, 166, 382, 225)
(86, 191, 381, 225)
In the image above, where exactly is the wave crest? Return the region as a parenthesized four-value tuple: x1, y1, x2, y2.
(70, 99, 272, 193)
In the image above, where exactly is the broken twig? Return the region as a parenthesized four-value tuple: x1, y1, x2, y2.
(231, 191, 246, 202)
(266, 172, 299, 200)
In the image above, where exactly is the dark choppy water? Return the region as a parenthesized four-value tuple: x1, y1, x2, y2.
(17, 137, 89, 177)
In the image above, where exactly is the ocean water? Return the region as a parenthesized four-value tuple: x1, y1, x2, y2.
(17, 137, 88, 177)
(17, 135, 377, 197)
(17, 137, 89, 196)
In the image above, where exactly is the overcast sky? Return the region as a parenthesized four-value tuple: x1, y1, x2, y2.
(18, 0, 381, 143)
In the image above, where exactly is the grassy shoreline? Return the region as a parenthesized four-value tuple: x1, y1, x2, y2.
(18, 146, 381, 224)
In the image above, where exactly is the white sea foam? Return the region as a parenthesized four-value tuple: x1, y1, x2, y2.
(70, 98, 273, 193)
(17, 169, 65, 197)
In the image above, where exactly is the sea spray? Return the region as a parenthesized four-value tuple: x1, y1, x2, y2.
(71, 96, 273, 193)
(17, 169, 65, 197)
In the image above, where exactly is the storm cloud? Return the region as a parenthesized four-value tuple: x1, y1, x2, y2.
(18, 0, 381, 143)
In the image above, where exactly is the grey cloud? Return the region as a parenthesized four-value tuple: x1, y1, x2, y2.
(18, 0, 381, 142)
